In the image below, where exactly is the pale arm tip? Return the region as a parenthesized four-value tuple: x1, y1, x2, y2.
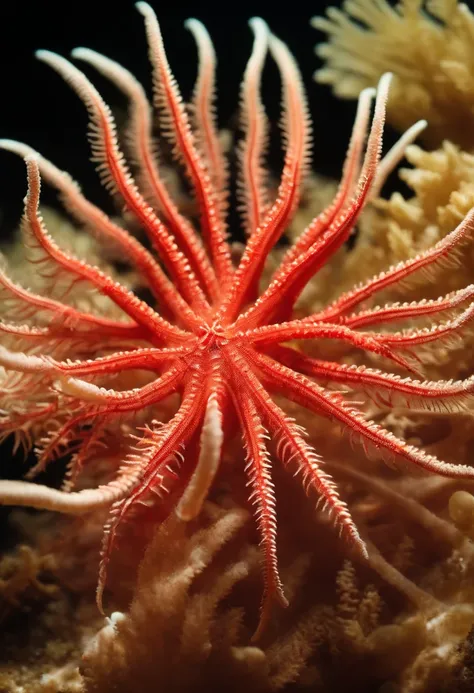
(135, 2, 153, 17)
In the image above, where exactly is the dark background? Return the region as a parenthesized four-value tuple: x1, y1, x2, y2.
(0, 1, 358, 238)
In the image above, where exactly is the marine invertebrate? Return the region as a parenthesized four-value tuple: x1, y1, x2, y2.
(1, 3, 474, 638)
(332, 138, 474, 373)
(313, 0, 474, 148)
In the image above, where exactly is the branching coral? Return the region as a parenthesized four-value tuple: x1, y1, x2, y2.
(313, 0, 474, 148)
(0, 544, 56, 622)
(368, 142, 474, 253)
(78, 464, 474, 692)
(320, 141, 474, 293)
(81, 502, 328, 693)
(0, 522, 99, 693)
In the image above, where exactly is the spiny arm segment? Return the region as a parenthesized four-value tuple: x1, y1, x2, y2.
(97, 367, 208, 612)
(341, 285, 474, 329)
(219, 23, 311, 321)
(242, 320, 417, 373)
(233, 72, 391, 331)
(228, 355, 287, 638)
(137, 2, 233, 285)
(278, 85, 375, 271)
(232, 348, 366, 553)
(0, 258, 144, 335)
(271, 345, 474, 414)
(23, 157, 188, 344)
(237, 17, 270, 236)
(185, 19, 229, 208)
(319, 205, 474, 323)
(255, 352, 474, 479)
(0, 141, 200, 327)
(36, 48, 210, 315)
(70, 48, 218, 303)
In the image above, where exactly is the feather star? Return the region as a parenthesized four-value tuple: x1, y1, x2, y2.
(1, 3, 474, 637)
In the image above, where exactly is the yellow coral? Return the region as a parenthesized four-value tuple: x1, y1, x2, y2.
(345, 141, 474, 287)
(313, 0, 474, 148)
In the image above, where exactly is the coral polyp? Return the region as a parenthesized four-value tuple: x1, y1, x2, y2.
(1, 3, 474, 635)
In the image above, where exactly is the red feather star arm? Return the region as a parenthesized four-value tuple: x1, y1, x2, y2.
(97, 364, 208, 612)
(218, 26, 312, 323)
(232, 72, 391, 332)
(230, 368, 287, 635)
(269, 345, 474, 414)
(342, 284, 474, 330)
(23, 156, 188, 344)
(0, 262, 144, 335)
(0, 141, 200, 324)
(278, 84, 376, 271)
(137, 2, 233, 286)
(70, 47, 218, 303)
(318, 205, 474, 323)
(36, 50, 210, 317)
(254, 352, 474, 479)
(230, 347, 366, 549)
(1, 4, 474, 638)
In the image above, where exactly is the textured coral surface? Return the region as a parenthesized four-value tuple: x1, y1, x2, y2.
(314, 0, 474, 148)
